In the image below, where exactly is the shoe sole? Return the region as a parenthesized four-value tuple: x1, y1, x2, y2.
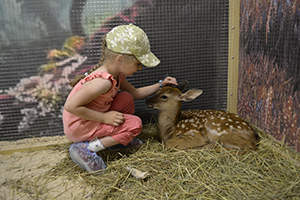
(69, 145, 106, 174)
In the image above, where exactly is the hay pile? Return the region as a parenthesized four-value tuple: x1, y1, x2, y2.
(4, 124, 300, 199)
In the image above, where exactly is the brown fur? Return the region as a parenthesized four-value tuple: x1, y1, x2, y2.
(146, 86, 260, 152)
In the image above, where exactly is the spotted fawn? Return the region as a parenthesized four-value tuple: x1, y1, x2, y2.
(146, 81, 260, 152)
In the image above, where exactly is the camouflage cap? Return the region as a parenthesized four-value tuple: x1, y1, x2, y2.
(106, 24, 160, 67)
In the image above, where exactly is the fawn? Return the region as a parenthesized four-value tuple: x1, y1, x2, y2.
(145, 81, 260, 152)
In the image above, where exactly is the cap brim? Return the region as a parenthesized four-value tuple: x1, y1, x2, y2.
(136, 52, 160, 67)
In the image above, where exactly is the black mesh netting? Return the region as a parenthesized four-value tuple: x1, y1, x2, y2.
(0, 0, 229, 140)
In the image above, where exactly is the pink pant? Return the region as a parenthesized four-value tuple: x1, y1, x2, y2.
(86, 91, 142, 145)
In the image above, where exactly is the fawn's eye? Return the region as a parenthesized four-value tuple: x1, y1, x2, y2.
(161, 95, 168, 100)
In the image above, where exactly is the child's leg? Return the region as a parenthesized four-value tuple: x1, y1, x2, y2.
(91, 114, 142, 146)
(69, 92, 141, 173)
(109, 91, 135, 114)
(90, 91, 143, 151)
(109, 91, 143, 146)
(89, 91, 142, 146)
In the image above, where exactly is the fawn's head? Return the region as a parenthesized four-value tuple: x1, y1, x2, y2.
(146, 81, 203, 111)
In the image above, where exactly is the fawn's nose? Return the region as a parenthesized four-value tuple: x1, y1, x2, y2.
(145, 99, 154, 108)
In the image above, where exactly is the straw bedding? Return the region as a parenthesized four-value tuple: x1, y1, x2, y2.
(1, 124, 300, 199)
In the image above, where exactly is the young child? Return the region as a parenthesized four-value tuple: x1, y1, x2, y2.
(63, 24, 177, 173)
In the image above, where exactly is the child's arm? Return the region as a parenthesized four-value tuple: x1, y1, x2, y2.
(64, 78, 125, 126)
(120, 76, 177, 100)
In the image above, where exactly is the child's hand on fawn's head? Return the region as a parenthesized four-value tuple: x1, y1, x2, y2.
(162, 77, 178, 87)
(103, 111, 125, 126)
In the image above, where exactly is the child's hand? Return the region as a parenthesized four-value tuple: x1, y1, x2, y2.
(103, 111, 125, 126)
(162, 76, 178, 87)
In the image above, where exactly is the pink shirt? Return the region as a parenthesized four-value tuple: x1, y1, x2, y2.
(63, 71, 125, 142)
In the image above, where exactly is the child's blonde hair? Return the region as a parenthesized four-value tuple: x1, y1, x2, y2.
(69, 37, 135, 87)
(69, 24, 160, 87)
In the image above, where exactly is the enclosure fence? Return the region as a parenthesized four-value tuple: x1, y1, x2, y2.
(0, 0, 237, 141)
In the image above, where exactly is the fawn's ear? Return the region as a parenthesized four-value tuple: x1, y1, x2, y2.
(179, 89, 203, 102)
(176, 80, 189, 92)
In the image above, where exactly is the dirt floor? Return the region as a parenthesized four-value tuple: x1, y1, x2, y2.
(0, 135, 89, 199)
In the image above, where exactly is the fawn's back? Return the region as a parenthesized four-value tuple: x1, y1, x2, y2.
(172, 109, 259, 151)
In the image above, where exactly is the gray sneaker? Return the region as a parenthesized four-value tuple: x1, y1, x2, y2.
(107, 138, 144, 150)
(69, 142, 107, 174)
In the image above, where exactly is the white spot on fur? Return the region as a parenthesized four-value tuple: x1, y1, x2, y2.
(228, 119, 233, 122)
(208, 128, 227, 136)
(191, 123, 197, 128)
(176, 131, 182, 135)
(220, 117, 226, 120)
(189, 119, 194, 123)
(182, 124, 185, 129)
(184, 129, 199, 137)
(237, 126, 242, 129)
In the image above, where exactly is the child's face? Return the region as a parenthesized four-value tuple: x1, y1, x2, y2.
(120, 56, 143, 76)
